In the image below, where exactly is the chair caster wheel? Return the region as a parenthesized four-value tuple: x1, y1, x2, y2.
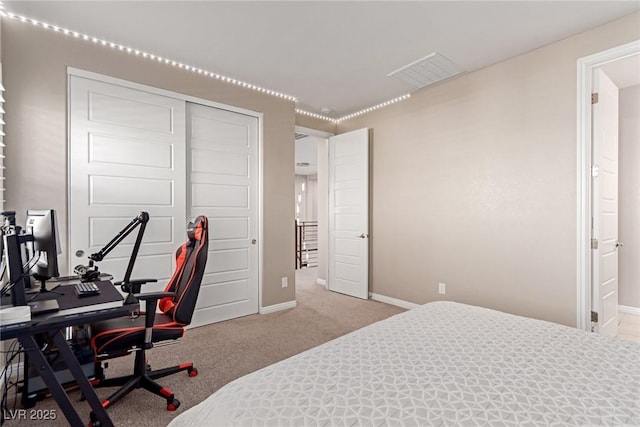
(89, 412, 101, 426)
(167, 398, 180, 411)
(188, 367, 198, 377)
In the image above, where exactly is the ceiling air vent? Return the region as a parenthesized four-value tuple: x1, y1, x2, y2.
(388, 52, 463, 89)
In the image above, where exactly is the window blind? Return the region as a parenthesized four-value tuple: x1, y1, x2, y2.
(0, 62, 4, 211)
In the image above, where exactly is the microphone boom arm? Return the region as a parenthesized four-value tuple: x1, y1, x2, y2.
(89, 212, 149, 304)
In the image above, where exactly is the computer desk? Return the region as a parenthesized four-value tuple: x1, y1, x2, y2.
(0, 279, 137, 427)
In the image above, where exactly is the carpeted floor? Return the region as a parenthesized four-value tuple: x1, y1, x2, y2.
(4, 268, 404, 426)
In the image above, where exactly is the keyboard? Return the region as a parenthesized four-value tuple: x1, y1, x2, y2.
(75, 282, 101, 297)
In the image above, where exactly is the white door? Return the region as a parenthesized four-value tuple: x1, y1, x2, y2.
(187, 103, 259, 327)
(69, 76, 186, 294)
(328, 128, 369, 299)
(592, 69, 620, 337)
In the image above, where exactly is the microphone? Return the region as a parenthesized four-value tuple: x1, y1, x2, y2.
(74, 264, 101, 281)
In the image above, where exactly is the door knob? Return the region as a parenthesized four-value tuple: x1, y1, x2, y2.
(251, 239, 257, 245)
(357, 233, 367, 239)
(75, 250, 85, 257)
(616, 241, 624, 248)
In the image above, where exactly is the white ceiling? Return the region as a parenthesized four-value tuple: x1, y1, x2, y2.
(5, 1, 640, 118)
(599, 54, 640, 88)
(295, 135, 321, 176)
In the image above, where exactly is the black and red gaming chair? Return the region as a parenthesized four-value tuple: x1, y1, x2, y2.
(89, 215, 208, 413)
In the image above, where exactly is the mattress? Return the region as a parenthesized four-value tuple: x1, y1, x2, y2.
(169, 301, 640, 426)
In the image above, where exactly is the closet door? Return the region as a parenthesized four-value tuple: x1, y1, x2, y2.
(69, 75, 186, 294)
(187, 103, 259, 327)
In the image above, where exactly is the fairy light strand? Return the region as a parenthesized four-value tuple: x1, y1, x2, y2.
(2, 10, 297, 102)
(296, 94, 411, 124)
(1, 5, 413, 122)
(337, 94, 411, 122)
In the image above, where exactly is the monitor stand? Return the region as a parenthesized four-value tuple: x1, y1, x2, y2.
(27, 275, 62, 301)
(25, 282, 62, 294)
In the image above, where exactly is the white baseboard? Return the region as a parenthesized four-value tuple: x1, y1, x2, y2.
(316, 278, 327, 288)
(619, 305, 640, 316)
(369, 292, 420, 310)
(260, 300, 297, 315)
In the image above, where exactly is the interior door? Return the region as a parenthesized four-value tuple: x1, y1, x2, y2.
(592, 69, 620, 337)
(328, 128, 369, 299)
(187, 103, 259, 327)
(69, 76, 186, 294)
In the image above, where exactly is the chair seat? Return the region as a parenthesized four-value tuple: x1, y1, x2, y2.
(91, 313, 184, 356)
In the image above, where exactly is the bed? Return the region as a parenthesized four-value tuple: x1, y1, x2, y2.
(169, 301, 640, 426)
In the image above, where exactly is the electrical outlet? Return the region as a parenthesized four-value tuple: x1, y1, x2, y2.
(438, 282, 446, 295)
(281, 277, 288, 288)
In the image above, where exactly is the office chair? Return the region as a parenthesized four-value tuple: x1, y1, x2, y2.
(89, 215, 209, 415)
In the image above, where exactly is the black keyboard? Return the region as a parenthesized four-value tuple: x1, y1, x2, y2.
(75, 282, 101, 297)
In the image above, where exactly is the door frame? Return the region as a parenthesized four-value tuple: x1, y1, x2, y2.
(66, 67, 265, 312)
(575, 40, 640, 331)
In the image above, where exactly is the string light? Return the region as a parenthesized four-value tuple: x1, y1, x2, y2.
(296, 94, 411, 124)
(295, 109, 338, 123)
(3, 10, 298, 102)
(336, 94, 411, 122)
(3, 5, 413, 122)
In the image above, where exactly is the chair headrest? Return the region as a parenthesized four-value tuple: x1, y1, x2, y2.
(187, 216, 208, 242)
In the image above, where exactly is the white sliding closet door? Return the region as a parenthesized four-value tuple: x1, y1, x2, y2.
(187, 103, 259, 327)
(69, 72, 261, 327)
(69, 76, 186, 294)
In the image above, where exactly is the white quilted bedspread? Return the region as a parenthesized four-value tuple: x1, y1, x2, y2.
(169, 301, 640, 426)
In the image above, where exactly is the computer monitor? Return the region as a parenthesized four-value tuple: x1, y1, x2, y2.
(25, 209, 61, 283)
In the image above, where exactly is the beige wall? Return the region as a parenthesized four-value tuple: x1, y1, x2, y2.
(1, 19, 296, 308)
(619, 84, 640, 309)
(295, 114, 336, 135)
(337, 13, 640, 326)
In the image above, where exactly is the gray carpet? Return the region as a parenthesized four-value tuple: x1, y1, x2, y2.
(4, 268, 404, 426)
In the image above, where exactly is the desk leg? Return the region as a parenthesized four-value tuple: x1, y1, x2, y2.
(18, 335, 85, 427)
(51, 331, 114, 427)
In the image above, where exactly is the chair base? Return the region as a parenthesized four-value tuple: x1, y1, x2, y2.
(90, 349, 197, 412)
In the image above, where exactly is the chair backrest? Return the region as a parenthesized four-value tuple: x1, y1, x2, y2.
(159, 215, 209, 325)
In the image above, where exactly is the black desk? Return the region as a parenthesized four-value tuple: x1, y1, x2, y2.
(0, 280, 137, 427)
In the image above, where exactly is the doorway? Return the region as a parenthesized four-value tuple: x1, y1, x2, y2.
(293, 126, 371, 301)
(577, 41, 640, 340)
(294, 126, 332, 290)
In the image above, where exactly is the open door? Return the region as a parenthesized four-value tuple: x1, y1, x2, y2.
(591, 69, 620, 336)
(328, 128, 369, 299)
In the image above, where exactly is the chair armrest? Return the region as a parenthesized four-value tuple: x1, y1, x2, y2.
(135, 292, 176, 302)
(114, 278, 158, 285)
(134, 292, 177, 330)
(116, 278, 158, 294)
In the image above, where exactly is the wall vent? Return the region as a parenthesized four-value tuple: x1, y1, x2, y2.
(388, 52, 463, 89)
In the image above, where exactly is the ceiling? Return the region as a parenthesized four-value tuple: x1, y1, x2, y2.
(4, 1, 640, 118)
(599, 54, 640, 88)
(295, 135, 322, 176)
